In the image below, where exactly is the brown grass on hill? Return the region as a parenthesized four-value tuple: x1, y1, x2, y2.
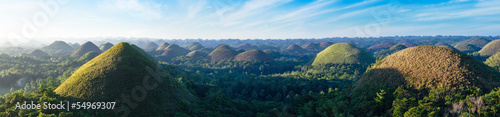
(357, 46, 500, 91)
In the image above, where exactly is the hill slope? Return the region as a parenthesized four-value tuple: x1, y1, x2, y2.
(485, 53, 500, 71)
(368, 42, 395, 50)
(55, 42, 194, 116)
(155, 42, 170, 51)
(479, 39, 500, 56)
(234, 49, 274, 62)
(312, 43, 375, 66)
(142, 42, 159, 51)
(186, 50, 207, 58)
(43, 41, 74, 51)
(456, 37, 491, 48)
(70, 42, 102, 58)
(26, 49, 49, 58)
(357, 46, 500, 91)
(454, 43, 480, 53)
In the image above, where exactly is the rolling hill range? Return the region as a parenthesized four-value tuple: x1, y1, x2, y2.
(54, 42, 194, 116)
(454, 43, 480, 53)
(357, 46, 500, 91)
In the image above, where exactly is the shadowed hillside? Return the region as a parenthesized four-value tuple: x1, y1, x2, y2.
(99, 42, 114, 52)
(454, 43, 480, 53)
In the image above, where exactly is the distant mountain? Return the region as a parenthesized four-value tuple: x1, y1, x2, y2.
(43, 41, 73, 51)
(142, 42, 159, 51)
(155, 42, 170, 51)
(319, 42, 334, 49)
(302, 43, 320, 51)
(368, 42, 395, 50)
(456, 37, 491, 48)
(26, 49, 49, 59)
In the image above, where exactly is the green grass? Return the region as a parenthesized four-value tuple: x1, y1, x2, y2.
(357, 46, 500, 91)
(485, 53, 500, 71)
(479, 39, 500, 56)
(99, 42, 114, 52)
(312, 43, 375, 66)
(155, 42, 170, 51)
(186, 50, 207, 58)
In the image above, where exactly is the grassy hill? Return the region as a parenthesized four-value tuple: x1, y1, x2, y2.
(357, 46, 500, 91)
(234, 49, 273, 62)
(189, 44, 204, 51)
(155, 42, 170, 51)
(373, 44, 407, 59)
(312, 43, 375, 66)
(397, 40, 416, 47)
(186, 50, 207, 58)
(302, 43, 320, 51)
(208, 44, 238, 61)
(284, 44, 306, 52)
(161, 44, 190, 56)
(99, 42, 114, 52)
(479, 39, 500, 56)
(54, 42, 194, 116)
(142, 42, 159, 51)
(188, 42, 202, 49)
(454, 43, 480, 53)
(26, 49, 49, 59)
(43, 41, 73, 51)
(70, 41, 102, 58)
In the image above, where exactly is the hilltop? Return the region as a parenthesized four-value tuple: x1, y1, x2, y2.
(284, 44, 307, 53)
(142, 42, 159, 51)
(312, 43, 375, 66)
(188, 42, 202, 49)
(70, 42, 102, 58)
(302, 43, 320, 51)
(208, 44, 238, 61)
(99, 42, 114, 52)
(155, 42, 170, 51)
(42, 41, 74, 51)
(26, 49, 49, 59)
(479, 39, 500, 56)
(454, 43, 480, 53)
(54, 42, 194, 116)
(357, 46, 500, 91)
(373, 44, 407, 59)
(319, 42, 334, 49)
(161, 44, 190, 56)
(234, 49, 274, 62)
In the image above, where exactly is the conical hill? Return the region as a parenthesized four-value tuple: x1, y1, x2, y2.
(357, 46, 500, 91)
(70, 42, 102, 58)
(99, 42, 114, 52)
(155, 42, 170, 51)
(186, 50, 207, 58)
(43, 41, 73, 51)
(454, 43, 480, 53)
(27, 49, 49, 58)
(479, 39, 500, 56)
(208, 44, 238, 61)
(234, 49, 273, 62)
(143, 42, 159, 51)
(54, 42, 194, 116)
(312, 43, 375, 66)
(485, 53, 500, 71)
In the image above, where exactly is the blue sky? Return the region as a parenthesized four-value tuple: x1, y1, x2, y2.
(1, 0, 499, 43)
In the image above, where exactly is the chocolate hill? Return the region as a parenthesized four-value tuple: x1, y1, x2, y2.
(368, 42, 395, 50)
(142, 42, 159, 51)
(99, 42, 114, 52)
(55, 42, 194, 116)
(186, 50, 207, 58)
(70, 42, 102, 58)
(208, 44, 238, 61)
(155, 42, 170, 51)
(454, 43, 480, 53)
(357, 46, 500, 91)
(312, 43, 375, 66)
(479, 39, 500, 56)
(234, 49, 273, 62)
